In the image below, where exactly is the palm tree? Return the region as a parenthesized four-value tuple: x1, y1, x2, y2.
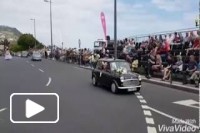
(0, 39, 10, 50)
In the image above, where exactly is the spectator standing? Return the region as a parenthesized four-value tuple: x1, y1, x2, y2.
(145, 49, 156, 79)
(45, 50, 48, 59)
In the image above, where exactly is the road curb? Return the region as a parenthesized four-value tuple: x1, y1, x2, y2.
(80, 66, 93, 70)
(142, 79, 199, 94)
(79, 66, 199, 94)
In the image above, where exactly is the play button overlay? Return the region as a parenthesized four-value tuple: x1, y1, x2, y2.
(10, 93, 59, 123)
(26, 99, 45, 118)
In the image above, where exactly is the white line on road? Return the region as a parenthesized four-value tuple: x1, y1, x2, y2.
(147, 126, 157, 133)
(148, 106, 199, 129)
(31, 64, 35, 67)
(173, 99, 199, 109)
(143, 110, 152, 116)
(141, 105, 149, 109)
(140, 99, 147, 104)
(137, 95, 144, 99)
(145, 117, 155, 124)
(135, 92, 140, 95)
(46, 77, 52, 87)
(39, 69, 44, 73)
(0, 108, 7, 113)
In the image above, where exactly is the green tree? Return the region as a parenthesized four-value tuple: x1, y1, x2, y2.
(17, 34, 37, 50)
(10, 44, 23, 52)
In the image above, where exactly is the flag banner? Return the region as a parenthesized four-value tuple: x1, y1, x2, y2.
(100, 12, 107, 40)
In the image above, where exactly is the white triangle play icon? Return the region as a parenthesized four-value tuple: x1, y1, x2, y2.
(25, 99, 45, 118)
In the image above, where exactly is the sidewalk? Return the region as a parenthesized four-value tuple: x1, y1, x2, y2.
(79, 65, 199, 94)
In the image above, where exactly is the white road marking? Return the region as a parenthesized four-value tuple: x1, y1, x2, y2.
(141, 105, 149, 109)
(46, 77, 52, 87)
(0, 108, 7, 113)
(136, 94, 157, 133)
(143, 110, 152, 116)
(140, 99, 147, 104)
(31, 64, 35, 67)
(145, 117, 155, 124)
(39, 69, 44, 73)
(173, 99, 199, 109)
(148, 106, 199, 129)
(74, 67, 81, 70)
(135, 92, 140, 95)
(137, 95, 144, 99)
(147, 126, 157, 133)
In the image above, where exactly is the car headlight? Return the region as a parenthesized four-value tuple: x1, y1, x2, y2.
(138, 75, 142, 81)
(120, 76, 124, 82)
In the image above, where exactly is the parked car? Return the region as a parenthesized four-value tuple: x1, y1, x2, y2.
(92, 58, 142, 94)
(21, 51, 28, 58)
(16, 52, 22, 57)
(32, 51, 42, 61)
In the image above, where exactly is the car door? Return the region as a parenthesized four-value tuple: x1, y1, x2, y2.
(93, 61, 103, 84)
(101, 62, 113, 87)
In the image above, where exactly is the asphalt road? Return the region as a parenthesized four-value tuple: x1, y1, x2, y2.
(0, 57, 199, 133)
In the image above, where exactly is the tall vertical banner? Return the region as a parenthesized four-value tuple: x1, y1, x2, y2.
(100, 12, 107, 40)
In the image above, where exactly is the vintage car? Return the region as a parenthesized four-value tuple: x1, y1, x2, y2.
(92, 58, 141, 94)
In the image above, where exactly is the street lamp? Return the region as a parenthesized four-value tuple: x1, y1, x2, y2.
(114, 0, 117, 59)
(30, 18, 36, 49)
(78, 39, 81, 66)
(44, 0, 53, 58)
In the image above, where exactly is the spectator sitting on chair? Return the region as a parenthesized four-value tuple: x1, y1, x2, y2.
(186, 31, 200, 54)
(162, 54, 173, 81)
(152, 54, 163, 71)
(172, 55, 183, 73)
(183, 55, 197, 84)
(131, 55, 139, 72)
(188, 61, 200, 87)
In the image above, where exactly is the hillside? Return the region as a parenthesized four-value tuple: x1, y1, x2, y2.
(0, 25, 22, 43)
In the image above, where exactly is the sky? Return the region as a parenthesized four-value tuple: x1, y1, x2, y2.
(0, 0, 198, 48)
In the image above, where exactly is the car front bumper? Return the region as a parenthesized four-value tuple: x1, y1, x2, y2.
(115, 79, 141, 90)
(118, 85, 141, 90)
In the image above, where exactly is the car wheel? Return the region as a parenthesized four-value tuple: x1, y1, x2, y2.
(92, 76, 98, 86)
(111, 82, 118, 94)
(136, 87, 141, 92)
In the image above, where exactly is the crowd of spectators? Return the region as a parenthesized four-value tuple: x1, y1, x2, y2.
(118, 30, 200, 87)
(45, 30, 200, 87)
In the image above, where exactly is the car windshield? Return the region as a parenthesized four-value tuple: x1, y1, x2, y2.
(110, 61, 131, 73)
